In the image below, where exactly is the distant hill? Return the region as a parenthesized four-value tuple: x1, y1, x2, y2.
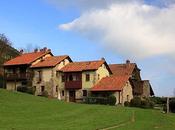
(0, 88, 174, 130)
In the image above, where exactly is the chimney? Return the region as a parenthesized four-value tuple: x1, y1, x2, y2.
(43, 47, 47, 52)
(101, 57, 105, 61)
(126, 59, 130, 68)
(34, 48, 38, 53)
(19, 49, 24, 54)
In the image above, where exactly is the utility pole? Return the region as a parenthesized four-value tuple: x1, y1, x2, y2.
(166, 97, 169, 114)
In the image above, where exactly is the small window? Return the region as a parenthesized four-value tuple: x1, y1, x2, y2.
(62, 75, 65, 82)
(127, 95, 129, 102)
(86, 74, 90, 81)
(41, 86, 45, 92)
(56, 86, 58, 92)
(62, 90, 64, 96)
(98, 74, 100, 80)
(69, 75, 73, 81)
(73, 75, 77, 81)
(83, 90, 87, 97)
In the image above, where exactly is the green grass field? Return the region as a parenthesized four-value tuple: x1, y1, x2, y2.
(0, 89, 175, 130)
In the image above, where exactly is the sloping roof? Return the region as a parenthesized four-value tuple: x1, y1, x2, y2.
(4, 51, 52, 66)
(31, 55, 71, 68)
(60, 60, 106, 72)
(91, 75, 130, 91)
(109, 63, 136, 76)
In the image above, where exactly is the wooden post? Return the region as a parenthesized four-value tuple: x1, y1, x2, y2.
(167, 97, 169, 114)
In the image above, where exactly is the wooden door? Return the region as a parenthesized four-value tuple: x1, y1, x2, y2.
(69, 90, 75, 102)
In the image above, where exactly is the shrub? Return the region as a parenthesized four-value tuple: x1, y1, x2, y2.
(124, 101, 130, 107)
(130, 97, 141, 107)
(17, 86, 28, 92)
(108, 95, 116, 105)
(130, 97, 154, 109)
(84, 95, 116, 106)
(169, 98, 175, 113)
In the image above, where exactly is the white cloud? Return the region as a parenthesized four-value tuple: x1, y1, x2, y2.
(59, 2, 175, 59)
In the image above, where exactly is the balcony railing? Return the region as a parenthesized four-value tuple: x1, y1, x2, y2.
(65, 81, 82, 89)
(5, 73, 32, 81)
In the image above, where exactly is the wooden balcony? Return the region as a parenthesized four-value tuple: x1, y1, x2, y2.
(5, 73, 32, 81)
(65, 81, 82, 89)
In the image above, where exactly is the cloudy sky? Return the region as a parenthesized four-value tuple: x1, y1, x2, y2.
(0, 0, 175, 96)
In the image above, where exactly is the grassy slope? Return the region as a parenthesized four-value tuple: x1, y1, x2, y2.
(0, 89, 175, 130)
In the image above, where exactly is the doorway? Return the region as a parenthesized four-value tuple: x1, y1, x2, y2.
(69, 90, 76, 102)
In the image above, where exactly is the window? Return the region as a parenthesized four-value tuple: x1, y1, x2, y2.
(56, 86, 58, 92)
(86, 74, 90, 81)
(38, 70, 42, 82)
(73, 75, 77, 81)
(83, 90, 87, 97)
(41, 86, 45, 92)
(62, 90, 64, 96)
(62, 75, 65, 82)
(98, 74, 100, 80)
(69, 75, 73, 81)
(127, 95, 129, 102)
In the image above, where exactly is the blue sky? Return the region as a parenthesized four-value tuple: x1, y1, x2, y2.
(0, 0, 175, 96)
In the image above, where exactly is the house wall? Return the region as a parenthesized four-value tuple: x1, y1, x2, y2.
(121, 81, 133, 105)
(5, 52, 52, 91)
(32, 58, 70, 98)
(142, 81, 151, 97)
(6, 81, 21, 91)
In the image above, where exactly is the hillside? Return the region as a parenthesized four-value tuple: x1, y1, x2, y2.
(0, 89, 174, 130)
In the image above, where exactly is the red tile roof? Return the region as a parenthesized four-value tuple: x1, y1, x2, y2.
(91, 75, 130, 91)
(31, 55, 70, 68)
(4, 51, 52, 66)
(59, 60, 105, 72)
(109, 63, 136, 76)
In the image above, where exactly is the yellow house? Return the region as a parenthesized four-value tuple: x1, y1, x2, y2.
(58, 59, 112, 102)
(30, 55, 72, 98)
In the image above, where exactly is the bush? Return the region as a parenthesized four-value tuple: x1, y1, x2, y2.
(169, 98, 175, 113)
(17, 86, 28, 92)
(124, 101, 130, 107)
(17, 86, 35, 95)
(130, 97, 141, 107)
(130, 97, 154, 109)
(84, 95, 116, 106)
(108, 95, 116, 105)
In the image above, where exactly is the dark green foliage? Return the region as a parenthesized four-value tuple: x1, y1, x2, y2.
(124, 101, 130, 107)
(169, 98, 175, 113)
(130, 97, 141, 107)
(17, 86, 35, 95)
(84, 95, 116, 105)
(150, 96, 166, 104)
(108, 95, 116, 105)
(130, 97, 154, 108)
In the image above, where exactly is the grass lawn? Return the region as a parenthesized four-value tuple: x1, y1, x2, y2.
(0, 89, 175, 130)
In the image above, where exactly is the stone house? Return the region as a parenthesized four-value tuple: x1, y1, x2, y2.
(3, 48, 53, 91)
(57, 59, 112, 102)
(30, 55, 72, 98)
(91, 75, 133, 105)
(109, 60, 154, 98)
